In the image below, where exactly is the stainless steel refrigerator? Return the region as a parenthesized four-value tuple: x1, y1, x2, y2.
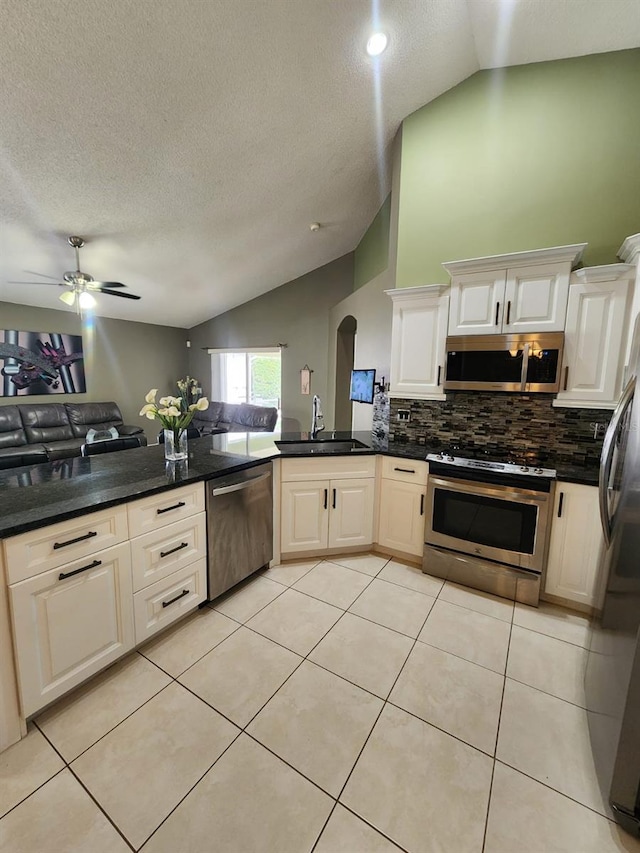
(586, 315, 640, 836)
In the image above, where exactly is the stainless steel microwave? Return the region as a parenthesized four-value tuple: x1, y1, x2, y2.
(443, 332, 565, 393)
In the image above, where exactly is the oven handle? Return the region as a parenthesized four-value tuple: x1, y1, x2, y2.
(428, 475, 551, 504)
(599, 376, 635, 546)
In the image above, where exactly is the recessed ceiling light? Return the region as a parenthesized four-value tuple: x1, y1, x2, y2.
(366, 32, 388, 57)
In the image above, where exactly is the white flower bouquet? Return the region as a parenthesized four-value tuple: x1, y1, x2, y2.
(140, 384, 209, 449)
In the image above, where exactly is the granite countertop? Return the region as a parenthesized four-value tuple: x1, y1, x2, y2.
(0, 430, 599, 538)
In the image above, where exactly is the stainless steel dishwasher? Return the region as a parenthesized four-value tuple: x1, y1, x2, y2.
(206, 462, 273, 600)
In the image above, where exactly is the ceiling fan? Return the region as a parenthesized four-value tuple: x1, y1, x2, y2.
(8, 236, 141, 311)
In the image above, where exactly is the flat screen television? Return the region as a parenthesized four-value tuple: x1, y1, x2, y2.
(349, 368, 376, 404)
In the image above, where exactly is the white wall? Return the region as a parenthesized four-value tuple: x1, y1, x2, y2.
(327, 267, 393, 431)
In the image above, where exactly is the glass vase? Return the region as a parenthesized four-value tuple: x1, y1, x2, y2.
(164, 428, 188, 461)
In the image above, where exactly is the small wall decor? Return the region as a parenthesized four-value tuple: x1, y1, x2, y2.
(300, 364, 313, 395)
(0, 329, 86, 396)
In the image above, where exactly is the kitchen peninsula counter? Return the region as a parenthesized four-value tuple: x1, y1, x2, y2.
(0, 430, 599, 539)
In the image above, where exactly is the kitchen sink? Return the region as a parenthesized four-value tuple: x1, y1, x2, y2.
(275, 438, 369, 454)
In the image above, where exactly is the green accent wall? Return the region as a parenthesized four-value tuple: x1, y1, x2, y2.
(396, 49, 640, 288)
(354, 195, 391, 289)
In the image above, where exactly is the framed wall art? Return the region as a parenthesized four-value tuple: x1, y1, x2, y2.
(0, 329, 86, 396)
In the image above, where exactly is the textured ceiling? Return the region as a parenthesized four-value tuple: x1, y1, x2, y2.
(0, 0, 638, 328)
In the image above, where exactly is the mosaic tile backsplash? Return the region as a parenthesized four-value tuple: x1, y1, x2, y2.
(389, 393, 611, 468)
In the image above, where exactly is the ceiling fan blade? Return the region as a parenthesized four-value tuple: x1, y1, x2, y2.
(7, 280, 64, 286)
(88, 281, 126, 288)
(95, 287, 141, 300)
(24, 270, 61, 281)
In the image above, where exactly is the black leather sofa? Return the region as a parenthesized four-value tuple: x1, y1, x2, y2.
(191, 402, 278, 435)
(0, 402, 146, 466)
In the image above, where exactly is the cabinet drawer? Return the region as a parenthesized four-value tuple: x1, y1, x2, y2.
(127, 483, 205, 538)
(9, 542, 134, 717)
(4, 506, 128, 584)
(280, 455, 376, 482)
(381, 456, 428, 486)
(130, 513, 206, 592)
(133, 559, 206, 644)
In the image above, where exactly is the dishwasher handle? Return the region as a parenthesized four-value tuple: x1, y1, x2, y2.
(211, 470, 271, 497)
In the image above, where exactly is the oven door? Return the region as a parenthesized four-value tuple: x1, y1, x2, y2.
(425, 474, 552, 572)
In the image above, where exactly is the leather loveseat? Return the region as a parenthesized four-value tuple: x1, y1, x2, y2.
(191, 402, 278, 435)
(0, 402, 146, 467)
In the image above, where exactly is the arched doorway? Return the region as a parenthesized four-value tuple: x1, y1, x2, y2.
(335, 315, 357, 431)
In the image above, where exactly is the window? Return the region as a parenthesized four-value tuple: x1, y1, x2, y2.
(210, 348, 281, 415)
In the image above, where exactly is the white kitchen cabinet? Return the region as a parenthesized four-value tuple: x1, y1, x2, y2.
(133, 558, 207, 644)
(544, 482, 604, 609)
(376, 458, 428, 558)
(377, 479, 426, 557)
(443, 245, 586, 336)
(386, 285, 449, 399)
(554, 265, 635, 409)
(9, 542, 135, 716)
(280, 481, 330, 552)
(280, 473, 375, 555)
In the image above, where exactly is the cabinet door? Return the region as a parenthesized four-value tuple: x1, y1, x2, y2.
(390, 294, 449, 398)
(448, 272, 506, 335)
(556, 280, 631, 406)
(545, 484, 604, 608)
(503, 263, 570, 333)
(9, 542, 134, 716)
(377, 479, 426, 557)
(328, 478, 375, 549)
(280, 481, 329, 553)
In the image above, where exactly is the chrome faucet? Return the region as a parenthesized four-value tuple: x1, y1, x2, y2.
(311, 395, 325, 437)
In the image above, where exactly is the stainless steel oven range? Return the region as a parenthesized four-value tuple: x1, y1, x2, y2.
(423, 452, 556, 606)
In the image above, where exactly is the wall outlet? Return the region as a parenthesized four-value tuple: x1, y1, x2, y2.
(397, 409, 411, 422)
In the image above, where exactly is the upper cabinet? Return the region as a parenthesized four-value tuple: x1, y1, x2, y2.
(443, 244, 587, 336)
(554, 264, 635, 409)
(386, 285, 449, 400)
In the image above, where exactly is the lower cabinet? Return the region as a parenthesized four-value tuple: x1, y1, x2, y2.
(376, 457, 429, 558)
(4, 482, 206, 721)
(544, 482, 604, 609)
(281, 478, 375, 553)
(377, 479, 427, 558)
(133, 558, 207, 644)
(9, 542, 134, 717)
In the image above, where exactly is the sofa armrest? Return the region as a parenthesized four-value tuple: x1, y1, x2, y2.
(117, 424, 144, 436)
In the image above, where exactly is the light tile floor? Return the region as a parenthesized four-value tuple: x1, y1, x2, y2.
(2, 555, 639, 852)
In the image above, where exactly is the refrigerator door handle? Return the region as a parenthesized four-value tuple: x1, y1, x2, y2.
(599, 376, 636, 546)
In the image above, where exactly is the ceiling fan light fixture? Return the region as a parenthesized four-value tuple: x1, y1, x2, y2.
(366, 32, 388, 56)
(59, 290, 76, 306)
(78, 290, 96, 310)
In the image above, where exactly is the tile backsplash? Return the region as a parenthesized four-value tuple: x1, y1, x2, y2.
(389, 393, 611, 467)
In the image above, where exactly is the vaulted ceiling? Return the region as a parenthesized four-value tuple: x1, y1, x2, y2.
(1, 0, 638, 328)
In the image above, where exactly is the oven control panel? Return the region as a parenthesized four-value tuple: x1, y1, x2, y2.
(426, 453, 556, 479)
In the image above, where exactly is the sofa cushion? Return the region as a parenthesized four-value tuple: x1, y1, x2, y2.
(43, 437, 86, 461)
(0, 444, 48, 468)
(19, 404, 75, 444)
(236, 403, 278, 431)
(65, 401, 124, 438)
(0, 406, 27, 449)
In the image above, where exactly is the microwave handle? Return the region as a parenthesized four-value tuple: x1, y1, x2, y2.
(520, 342, 530, 392)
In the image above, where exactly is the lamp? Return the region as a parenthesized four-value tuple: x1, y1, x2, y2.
(78, 290, 96, 310)
(59, 290, 76, 306)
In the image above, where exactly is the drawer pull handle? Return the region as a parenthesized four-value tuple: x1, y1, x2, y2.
(563, 366, 569, 391)
(324, 488, 328, 510)
(162, 589, 190, 608)
(420, 494, 425, 516)
(157, 501, 186, 515)
(495, 301, 500, 326)
(558, 492, 564, 518)
(160, 542, 189, 559)
(332, 488, 336, 509)
(506, 300, 511, 326)
(59, 559, 101, 580)
(394, 467, 416, 474)
(53, 530, 97, 550)
(437, 365, 441, 386)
